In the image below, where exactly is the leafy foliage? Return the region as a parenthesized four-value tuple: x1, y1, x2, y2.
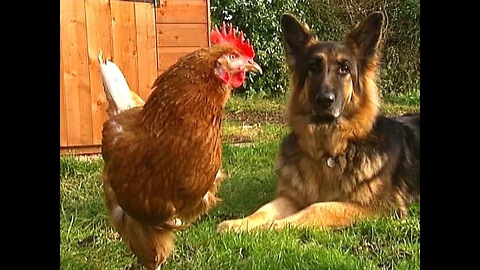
(210, 0, 420, 97)
(211, 0, 305, 96)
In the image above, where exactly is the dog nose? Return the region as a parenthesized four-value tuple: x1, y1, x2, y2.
(315, 92, 335, 108)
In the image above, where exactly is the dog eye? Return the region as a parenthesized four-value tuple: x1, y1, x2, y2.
(309, 62, 322, 73)
(339, 64, 350, 75)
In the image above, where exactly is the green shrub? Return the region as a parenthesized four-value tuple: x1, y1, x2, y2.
(210, 0, 420, 97)
(210, 0, 306, 96)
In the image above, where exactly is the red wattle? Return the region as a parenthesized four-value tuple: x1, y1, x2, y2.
(230, 72, 246, 88)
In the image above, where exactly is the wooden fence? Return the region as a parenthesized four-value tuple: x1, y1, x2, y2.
(60, 0, 210, 155)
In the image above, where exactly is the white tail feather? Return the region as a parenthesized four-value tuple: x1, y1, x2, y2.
(98, 51, 144, 115)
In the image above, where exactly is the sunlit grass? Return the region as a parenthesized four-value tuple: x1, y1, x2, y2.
(60, 92, 420, 269)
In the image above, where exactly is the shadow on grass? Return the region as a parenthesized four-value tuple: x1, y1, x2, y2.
(213, 174, 278, 221)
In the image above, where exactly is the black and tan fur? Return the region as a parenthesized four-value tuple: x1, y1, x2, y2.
(217, 12, 420, 232)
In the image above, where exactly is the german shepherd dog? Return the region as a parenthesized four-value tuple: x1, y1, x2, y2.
(217, 12, 420, 232)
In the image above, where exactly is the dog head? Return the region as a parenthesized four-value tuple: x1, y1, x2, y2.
(281, 12, 384, 124)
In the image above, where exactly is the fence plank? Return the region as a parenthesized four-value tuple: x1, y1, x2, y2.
(158, 0, 205, 2)
(60, 35, 68, 146)
(60, 0, 211, 155)
(85, 0, 113, 146)
(157, 23, 208, 47)
(157, 46, 202, 71)
(206, 0, 211, 46)
(135, 1, 157, 101)
(60, 0, 93, 146)
(60, 145, 101, 156)
(156, 1, 207, 24)
(110, 0, 139, 96)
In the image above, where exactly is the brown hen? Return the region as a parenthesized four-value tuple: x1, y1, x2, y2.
(99, 23, 261, 270)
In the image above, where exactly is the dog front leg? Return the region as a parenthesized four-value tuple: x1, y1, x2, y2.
(217, 196, 300, 233)
(266, 201, 376, 230)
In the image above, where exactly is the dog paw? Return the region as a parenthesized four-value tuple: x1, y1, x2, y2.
(261, 220, 284, 231)
(217, 219, 249, 233)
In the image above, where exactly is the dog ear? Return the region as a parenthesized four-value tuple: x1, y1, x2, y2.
(281, 13, 315, 66)
(345, 12, 384, 62)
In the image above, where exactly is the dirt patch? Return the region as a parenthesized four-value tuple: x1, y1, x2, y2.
(225, 134, 253, 144)
(222, 110, 287, 145)
(224, 107, 420, 125)
(225, 110, 287, 125)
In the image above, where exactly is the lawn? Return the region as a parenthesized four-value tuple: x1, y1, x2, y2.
(60, 92, 420, 270)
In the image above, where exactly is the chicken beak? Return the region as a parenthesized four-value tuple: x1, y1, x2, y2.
(246, 61, 262, 74)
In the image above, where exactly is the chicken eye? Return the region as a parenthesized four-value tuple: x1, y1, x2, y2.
(228, 54, 238, 60)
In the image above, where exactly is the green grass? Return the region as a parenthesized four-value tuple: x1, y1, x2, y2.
(60, 93, 420, 270)
(226, 94, 286, 113)
(226, 91, 420, 116)
(382, 91, 420, 116)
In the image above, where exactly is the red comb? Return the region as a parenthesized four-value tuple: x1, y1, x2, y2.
(210, 22, 255, 58)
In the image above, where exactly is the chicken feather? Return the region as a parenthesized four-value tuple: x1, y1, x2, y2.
(99, 42, 260, 269)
